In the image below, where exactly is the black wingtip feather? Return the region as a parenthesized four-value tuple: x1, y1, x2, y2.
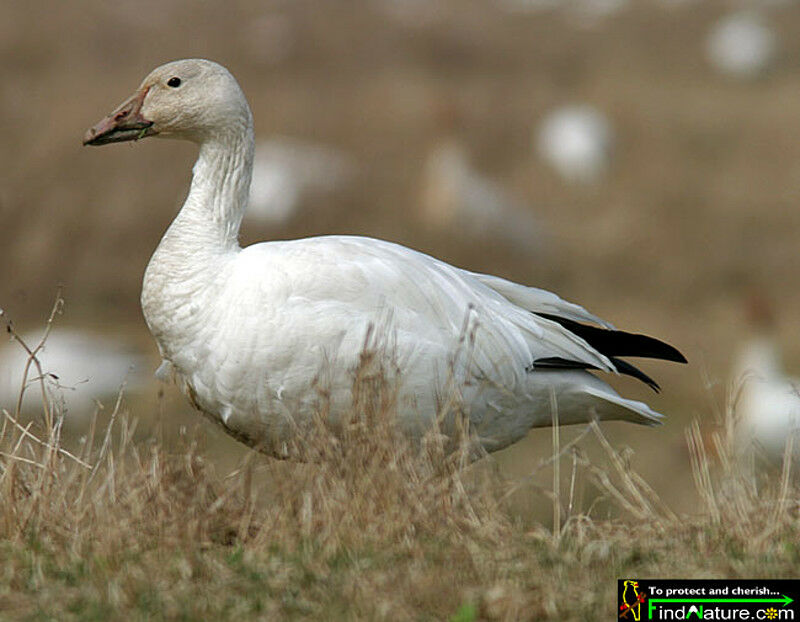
(531, 356, 662, 393)
(535, 313, 687, 364)
(530, 313, 685, 392)
(528, 357, 596, 372)
(608, 357, 661, 393)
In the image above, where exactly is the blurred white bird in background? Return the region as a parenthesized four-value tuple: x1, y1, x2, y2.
(0, 328, 148, 424)
(421, 101, 544, 254)
(706, 10, 777, 80)
(247, 137, 358, 226)
(732, 297, 800, 464)
(421, 137, 544, 255)
(536, 104, 614, 185)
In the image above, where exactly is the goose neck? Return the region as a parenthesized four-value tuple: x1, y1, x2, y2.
(176, 125, 255, 251)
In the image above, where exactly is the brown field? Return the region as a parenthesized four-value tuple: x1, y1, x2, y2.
(2, 1, 800, 619)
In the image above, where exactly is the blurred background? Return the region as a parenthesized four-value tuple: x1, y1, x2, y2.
(2, 0, 800, 519)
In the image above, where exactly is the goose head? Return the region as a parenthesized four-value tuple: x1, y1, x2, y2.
(83, 59, 251, 146)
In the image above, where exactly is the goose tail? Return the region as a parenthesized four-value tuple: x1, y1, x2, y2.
(580, 386, 664, 426)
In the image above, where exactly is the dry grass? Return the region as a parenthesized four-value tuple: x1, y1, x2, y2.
(0, 303, 798, 621)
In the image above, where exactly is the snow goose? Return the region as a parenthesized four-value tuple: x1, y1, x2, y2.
(733, 300, 800, 464)
(536, 104, 613, 185)
(706, 11, 777, 81)
(83, 59, 685, 458)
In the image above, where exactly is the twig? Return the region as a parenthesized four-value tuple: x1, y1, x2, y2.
(591, 420, 659, 523)
(0, 452, 47, 469)
(499, 424, 592, 503)
(550, 387, 560, 541)
(1, 409, 92, 470)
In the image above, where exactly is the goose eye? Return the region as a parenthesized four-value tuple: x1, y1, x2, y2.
(167, 77, 182, 88)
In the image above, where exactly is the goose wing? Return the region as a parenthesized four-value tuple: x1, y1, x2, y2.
(237, 235, 684, 393)
(238, 236, 617, 381)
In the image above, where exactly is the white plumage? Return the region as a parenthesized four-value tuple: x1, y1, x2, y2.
(83, 59, 684, 457)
